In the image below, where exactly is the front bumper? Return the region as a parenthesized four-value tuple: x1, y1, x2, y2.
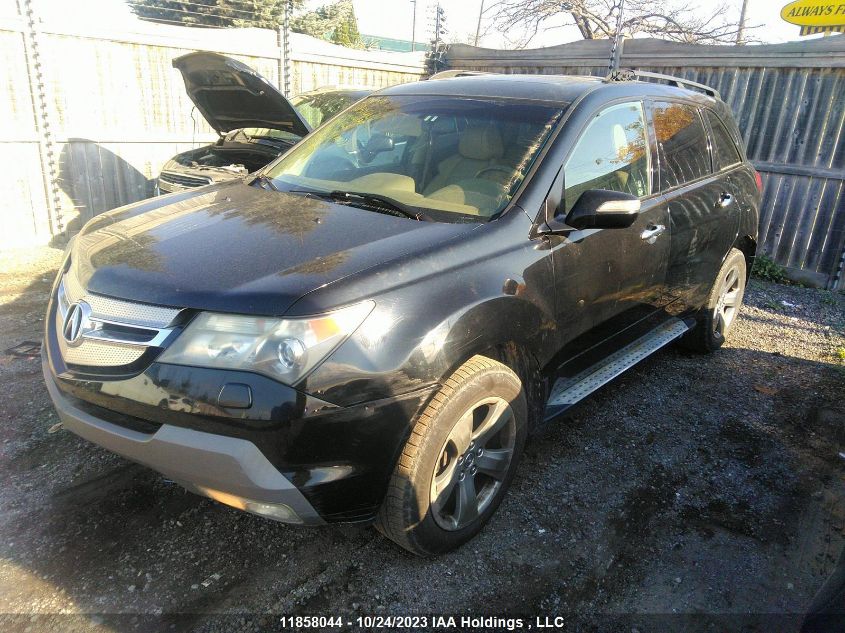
(43, 340, 435, 523)
(43, 354, 324, 524)
(42, 273, 437, 523)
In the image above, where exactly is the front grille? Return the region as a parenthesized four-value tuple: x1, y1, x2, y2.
(62, 273, 179, 329)
(159, 171, 212, 189)
(58, 334, 147, 367)
(55, 274, 182, 369)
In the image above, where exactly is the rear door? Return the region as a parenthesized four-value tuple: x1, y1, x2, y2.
(703, 107, 752, 226)
(653, 101, 739, 311)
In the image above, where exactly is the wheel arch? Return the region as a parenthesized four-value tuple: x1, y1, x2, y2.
(471, 342, 545, 431)
(430, 296, 550, 432)
(733, 234, 757, 281)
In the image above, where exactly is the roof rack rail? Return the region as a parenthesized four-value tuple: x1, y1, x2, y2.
(607, 69, 720, 99)
(428, 69, 491, 81)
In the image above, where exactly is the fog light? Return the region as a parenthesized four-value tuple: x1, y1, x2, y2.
(243, 500, 303, 524)
(197, 486, 303, 524)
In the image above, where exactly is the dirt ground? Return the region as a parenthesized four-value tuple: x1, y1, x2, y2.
(0, 246, 844, 633)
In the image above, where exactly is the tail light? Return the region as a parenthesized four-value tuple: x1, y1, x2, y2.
(754, 170, 763, 194)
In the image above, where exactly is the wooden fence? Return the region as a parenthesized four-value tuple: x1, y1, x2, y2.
(445, 38, 845, 290)
(0, 0, 426, 247)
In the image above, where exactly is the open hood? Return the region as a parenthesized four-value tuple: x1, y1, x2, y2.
(172, 52, 311, 137)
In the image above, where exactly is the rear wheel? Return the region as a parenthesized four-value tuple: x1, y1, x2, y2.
(376, 355, 527, 556)
(681, 247, 747, 353)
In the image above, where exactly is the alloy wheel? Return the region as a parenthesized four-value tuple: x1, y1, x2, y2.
(714, 265, 742, 335)
(429, 397, 517, 531)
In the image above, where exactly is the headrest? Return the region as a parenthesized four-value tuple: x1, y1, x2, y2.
(612, 123, 628, 154)
(459, 125, 504, 161)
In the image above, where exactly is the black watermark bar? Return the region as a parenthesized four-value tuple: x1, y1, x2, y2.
(0, 612, 829, 633)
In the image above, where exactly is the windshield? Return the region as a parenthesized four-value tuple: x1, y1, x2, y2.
(263, 95, 565, 221)
(291, 91, 364, 128)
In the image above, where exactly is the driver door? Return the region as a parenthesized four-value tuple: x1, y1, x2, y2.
(545, 100, 671, 350)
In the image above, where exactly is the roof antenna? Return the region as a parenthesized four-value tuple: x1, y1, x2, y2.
(606, 0, 630, 81)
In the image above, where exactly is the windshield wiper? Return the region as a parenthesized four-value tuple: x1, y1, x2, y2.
(288, 189, 428, 221)
(252, 174, 279, 191)
(331, 191, 426, 220)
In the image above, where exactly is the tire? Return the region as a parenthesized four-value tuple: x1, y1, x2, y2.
(376, 355, 528, 557)
(680, 247, 747, 353)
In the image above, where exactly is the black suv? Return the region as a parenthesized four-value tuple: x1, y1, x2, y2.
(43, 72, 761, 556)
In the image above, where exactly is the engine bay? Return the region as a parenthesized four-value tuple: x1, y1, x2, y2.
(172, 142, 281, 175)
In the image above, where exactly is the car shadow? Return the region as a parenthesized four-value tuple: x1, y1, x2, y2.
(52, 138, 154, 246)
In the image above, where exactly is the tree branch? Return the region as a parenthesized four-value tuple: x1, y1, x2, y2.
(488, 0, 760, 45)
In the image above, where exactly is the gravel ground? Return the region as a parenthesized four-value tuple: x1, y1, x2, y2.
(0, 247, 844, 633)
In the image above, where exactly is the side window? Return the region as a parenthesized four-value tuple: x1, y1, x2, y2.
(564, 102, 649, 213)
(704, 110, 742, 170)
(653, 102, 710, 190)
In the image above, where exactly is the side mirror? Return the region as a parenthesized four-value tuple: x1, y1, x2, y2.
(565, 189, 641, 230)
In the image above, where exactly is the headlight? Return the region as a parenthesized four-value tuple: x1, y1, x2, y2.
(158, 301, 374, 384)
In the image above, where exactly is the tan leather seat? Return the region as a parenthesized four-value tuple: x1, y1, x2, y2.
(424, 125, 506, 195)
(426, 179, 507, 215)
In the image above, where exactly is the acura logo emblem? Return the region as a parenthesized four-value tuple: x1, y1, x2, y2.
(62, 301, 91, 347)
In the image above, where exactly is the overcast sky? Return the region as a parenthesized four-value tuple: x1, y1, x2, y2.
(33, 0, 823, 48)
(345, 0, 817, 47)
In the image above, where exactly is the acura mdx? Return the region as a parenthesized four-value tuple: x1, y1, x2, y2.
(43, 72, 761, 556)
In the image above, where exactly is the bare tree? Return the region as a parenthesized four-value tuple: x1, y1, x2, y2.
(489, 0, 756, 48)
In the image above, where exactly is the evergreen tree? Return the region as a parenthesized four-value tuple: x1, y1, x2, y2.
(130, 0, 303, 30)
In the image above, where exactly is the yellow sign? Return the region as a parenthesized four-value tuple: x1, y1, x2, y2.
(781, 1, 845, 27)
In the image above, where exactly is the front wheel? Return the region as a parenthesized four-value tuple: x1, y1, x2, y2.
(376, 356, 527, 556)
(681, 247, 747, 353)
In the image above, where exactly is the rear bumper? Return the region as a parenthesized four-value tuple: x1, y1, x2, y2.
(43, 355, 325, 524)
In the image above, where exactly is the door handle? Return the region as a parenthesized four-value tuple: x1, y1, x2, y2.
(640, 224, 666, 242)
(717, 192, 734, 208)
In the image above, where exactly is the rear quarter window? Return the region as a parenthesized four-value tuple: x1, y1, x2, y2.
(653, 102, 710, 190)
(704, 109, 743, 170)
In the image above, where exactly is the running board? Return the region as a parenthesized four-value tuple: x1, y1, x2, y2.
(544, 318, 691, 420)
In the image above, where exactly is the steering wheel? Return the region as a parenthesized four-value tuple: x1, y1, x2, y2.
(474, 165, 512, 180)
